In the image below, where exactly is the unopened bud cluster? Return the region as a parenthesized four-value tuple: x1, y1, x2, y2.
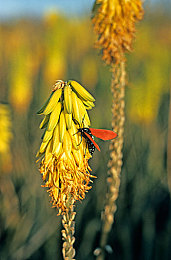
(92, 0, 144, 64)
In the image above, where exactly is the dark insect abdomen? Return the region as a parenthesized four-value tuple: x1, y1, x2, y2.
(80, 128, 95, 155)
(87, 139, 95, 155)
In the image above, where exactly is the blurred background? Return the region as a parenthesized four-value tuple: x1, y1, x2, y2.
(0, 0, 171, 259)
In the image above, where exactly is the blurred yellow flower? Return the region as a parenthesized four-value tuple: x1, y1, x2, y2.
(43, 13, 68, 85)
(37, 80, 95, 214)
(0, 104, 13, 173)
(81, 56, 98, 90)
(44, 52, 66, 85)
(92, 0, 144, 64)
(127, 31, 170, 124)
(44, 11, 60, 27)
(9, 51, 33, 113)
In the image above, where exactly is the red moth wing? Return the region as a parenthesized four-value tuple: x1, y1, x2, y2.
(89, 128, 118, 141)
(84, 132, 101, 151)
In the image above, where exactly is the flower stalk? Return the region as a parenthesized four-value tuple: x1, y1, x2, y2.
(96, 62, 126, 260)
(167, 85, 171, 194)
(62, 194, 76, 260)
(92, 0, 144, 258)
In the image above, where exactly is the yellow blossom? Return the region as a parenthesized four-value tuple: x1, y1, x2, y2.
(92, 0, 144, 64)
(0, 104, 13, 173)
(9, 51, 33, 113)
(37, 80, 95, 214)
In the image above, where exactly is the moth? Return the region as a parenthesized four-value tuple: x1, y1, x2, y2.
(76, 127, 118, 155)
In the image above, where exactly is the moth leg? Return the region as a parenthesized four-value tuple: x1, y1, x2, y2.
(83, 139, 88, 158)
(76, 133, 82, 146)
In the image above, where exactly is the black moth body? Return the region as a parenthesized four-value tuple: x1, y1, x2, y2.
(77, 128, 95, 155)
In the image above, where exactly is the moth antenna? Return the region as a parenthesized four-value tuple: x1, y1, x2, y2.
(81, 113, 86, 128)
(73, 118, 80, 126)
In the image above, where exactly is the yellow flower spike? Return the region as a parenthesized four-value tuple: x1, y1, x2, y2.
(54, 142, 63, 158)
(52, 124, 63, 156)
(71, 91, 82, 125)
(65, 113, 72, 130)
(79, 138, 90, 156)
(38, 140, 49, 154)
(68, 80, 95, 102)
(68, 122, 79, 150)
(42, 129, 53, 143)
(63, 131, 72, 154)
(64, 84, 72, 114)
(40, 162, 48, 181)
(92, 0, 144, 64)
(39, 114, 50, 129)
(47, 102, 61, 131)
(45, 171, 53, 188)
(52, 183, 59, 202)
(44, 139, 53, 166)
(43, 88, 62, 115)
(64, 102, 72, 130)
(52, 124, 59, 148)
(59, 110, 66, 143)
(37, 94, 52, 115)
(72, 148, 84, 168)
(82, 100, 95, 110)
(76, 98, 91, 127)
(65, 152, 77, 172)
(37, 80, 96, 214)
